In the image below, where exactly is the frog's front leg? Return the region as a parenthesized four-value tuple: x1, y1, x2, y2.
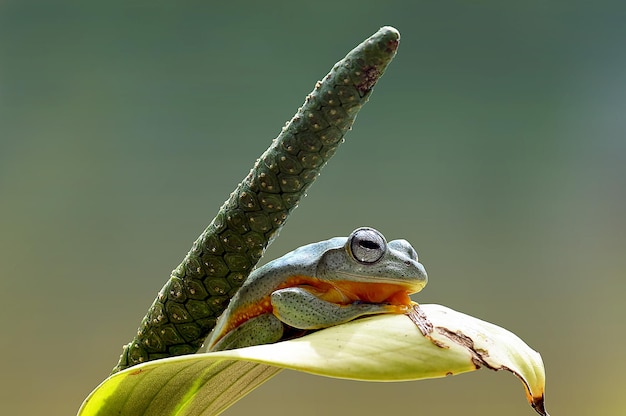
(209, 313, 284, 352)
(271, 286, 399, 330)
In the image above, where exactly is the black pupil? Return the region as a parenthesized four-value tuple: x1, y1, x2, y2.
(359, 239, 380, 250)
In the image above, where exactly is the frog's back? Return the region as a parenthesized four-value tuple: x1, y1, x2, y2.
(234, 236, 347, 303)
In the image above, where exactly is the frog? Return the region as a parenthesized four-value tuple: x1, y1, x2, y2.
(206, 227, 428, 352)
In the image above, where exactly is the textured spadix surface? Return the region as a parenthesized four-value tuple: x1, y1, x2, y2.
(111, 26, 400, 373)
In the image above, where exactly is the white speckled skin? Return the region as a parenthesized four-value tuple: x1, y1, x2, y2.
(206, 228, 427, 351)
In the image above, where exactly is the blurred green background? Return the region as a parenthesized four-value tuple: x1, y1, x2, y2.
(1, 1, 625, 415)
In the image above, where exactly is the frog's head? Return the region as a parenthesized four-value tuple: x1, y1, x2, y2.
(316, 227, 428, 295)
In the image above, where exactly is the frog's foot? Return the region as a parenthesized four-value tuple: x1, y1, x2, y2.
(271, 286, 401, 330)
(209, 313, 284, 351)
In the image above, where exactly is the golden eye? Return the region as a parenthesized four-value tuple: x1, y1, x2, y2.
(348, 227, 387, 264)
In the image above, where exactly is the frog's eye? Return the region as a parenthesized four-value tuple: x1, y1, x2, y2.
(349, 227, 387, 264)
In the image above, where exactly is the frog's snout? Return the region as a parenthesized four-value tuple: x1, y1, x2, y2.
(403, 257, 427, 293)
(388, 239, 428, 290)
(412, 260, 428, 288)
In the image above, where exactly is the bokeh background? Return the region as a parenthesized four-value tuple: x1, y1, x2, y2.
(2, 1, 625, 415)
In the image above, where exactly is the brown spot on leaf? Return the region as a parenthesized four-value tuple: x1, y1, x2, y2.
(406, 304, 433, 336)
(436, 327, 495, 371)
(434, 327, 549, 415)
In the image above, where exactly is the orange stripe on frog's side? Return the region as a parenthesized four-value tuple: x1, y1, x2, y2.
(215, 275, 415, 342)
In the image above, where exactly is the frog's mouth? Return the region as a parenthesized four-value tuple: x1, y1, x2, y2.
(277, 276, 421, 307)
(328, 280, 416, 306)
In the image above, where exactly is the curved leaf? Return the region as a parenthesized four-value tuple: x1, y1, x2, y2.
(79, 304, 548, 416)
